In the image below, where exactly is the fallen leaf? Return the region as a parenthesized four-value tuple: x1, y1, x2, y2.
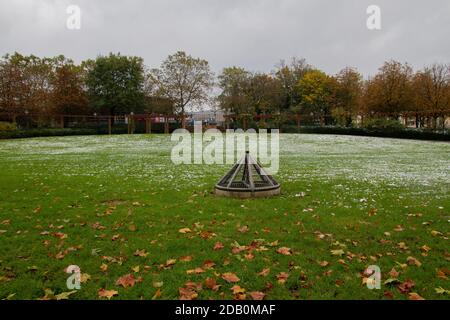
(276, 247, 292, 255)
(134, 249, 148, 257)
(407, 256, 422, 267)
(98, 288, 118, 299)
(152, 288, 161, 300)
(231, 285, 245, 295)
(186, 268, 205, 274)
(238, 225, 249, 233)
(276, 272, 289, 284)
(80, 273, 91, 283)
(249, 291, 266, 300)
(55, 291, 77, 300)
(408, 292, 425, 300)
(222, 272, 240, 283)
(179, 255, 193, 262)
(205, 278, 220, 291)
(318, 261, 329, 267)
(397, 279, 415, 294)
(131, 266, 140, 273)
(257, 268, 270, 277)
(331, 249, 345, 256)
(179, 228, 192, 234)
(165, 259, 177, 268)
(115, 274, 138, 288)
(213, 242, 224, 251)
(434, 287, 450, 295)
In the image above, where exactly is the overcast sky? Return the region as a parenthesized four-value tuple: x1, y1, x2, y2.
(0, 0, 449, 77)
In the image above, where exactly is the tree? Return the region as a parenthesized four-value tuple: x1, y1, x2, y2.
(364, 61, 413, 117)
(149, 51, 214, 117)
(412, 63, 450, 129)
(85, 53, 146, 116)
(332, 67, 363, 126)
(50, 56, 88, 115)
(0, 53, 54, 115)
(273, 58, 311, 111)
(297, 70, 335, 124)
(217, 66, 251, 115)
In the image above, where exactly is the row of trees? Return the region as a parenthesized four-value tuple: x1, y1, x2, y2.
(1, 51, 449, 129)
(218, 59, 450, 128)
(0, 51, 214, 120)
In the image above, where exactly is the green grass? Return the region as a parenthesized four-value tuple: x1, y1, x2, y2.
(0, 134, 448, 300)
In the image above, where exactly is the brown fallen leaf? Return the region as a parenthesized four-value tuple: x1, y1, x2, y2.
(257, 268, 270, 277)
(115, 274, 138, 288)
(179, 228, 192, 234)
(318, 261, 329, 267)
(186, 268, 205, 274)
(437, 269, 449, 280)
(276, 247, 292, 255)
(406, 256, 422, 267)
(179, 255, 193, 262)
(134, 249, 148, 257)
(213, 242, 224, 251)
(152, 288, 161, 300)
(249, 291, 266, 300)
(98, 288, 118, 299)
(205, 277, 220, 291)
(237, 225, 249, 233)
(222, 272, 240, 283)
(179, 282, 201, 300)
(165, 259, 177, 268)
(397, 279, 415, 294)
(408, 292, 425, 300)
(231, 285, 245, 295)
(276, 272, 289, 284)
(389, 267, 399, 278)
(100, 263, 108, 272)
(203, 260, 216, 269)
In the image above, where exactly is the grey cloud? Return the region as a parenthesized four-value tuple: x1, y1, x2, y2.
(0, 0, 449, 77)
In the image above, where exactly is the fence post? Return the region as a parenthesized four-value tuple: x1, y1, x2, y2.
(182, 114, 186, 129)
(164, 116, 169, 134)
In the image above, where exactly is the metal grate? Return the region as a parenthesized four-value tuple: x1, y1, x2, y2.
(215, 151, 280, 198)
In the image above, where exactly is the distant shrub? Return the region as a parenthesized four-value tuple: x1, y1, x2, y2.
(0, 122, 17, 132)
(0, 128, 97, 139)
(363, 118, 404, 131)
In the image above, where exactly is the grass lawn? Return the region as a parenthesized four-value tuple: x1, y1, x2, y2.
(0, 134, 449, 300)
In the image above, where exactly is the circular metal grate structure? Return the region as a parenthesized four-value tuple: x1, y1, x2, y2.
(215, 151, 280, 198)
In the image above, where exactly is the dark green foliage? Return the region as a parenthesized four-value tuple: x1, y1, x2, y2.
(85, 53, 146, 116)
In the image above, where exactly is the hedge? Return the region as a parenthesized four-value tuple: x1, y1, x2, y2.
(1, 126, 449, 141)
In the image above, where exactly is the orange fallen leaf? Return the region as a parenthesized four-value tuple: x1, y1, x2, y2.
(98, 288, 118, 299)
(222, 272, 240, 283)
(249, 291, 266, 300)
(276, 247, 292, 255)
(276, 272, 289, 284)
(231, 285, 245, 294)
(408, 292, 425, 300)
(186, 268, 205, 274)
(134, 249, 148, 257)
(213, 242, 224, 251)
(115, 274, 139, 288)
(257, 268, 270, 277)
(407, 256, 422, 267)
(205, 277, 220, 291)
(179, 255, 193, 262)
